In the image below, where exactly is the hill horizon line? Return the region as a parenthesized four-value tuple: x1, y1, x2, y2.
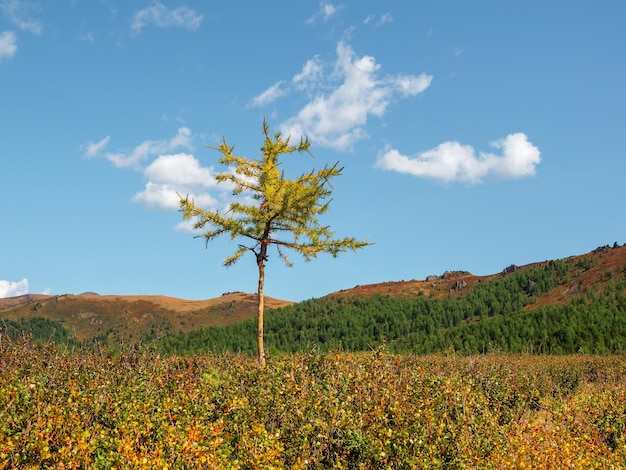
(2, 242, 624, 307)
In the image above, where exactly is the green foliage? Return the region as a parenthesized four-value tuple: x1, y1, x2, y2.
(2, 340, 626, 468)
(1, 317, 70, 344)
(578, 256, 597, 271)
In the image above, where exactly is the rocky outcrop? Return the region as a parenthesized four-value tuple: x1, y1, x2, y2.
(449, 280, 467, 293)
(442, 270, 470, 280)
(426, 271, 471, 283)
(502, 264, 518, 275)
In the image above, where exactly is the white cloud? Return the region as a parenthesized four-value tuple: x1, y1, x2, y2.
(133, 153, 220, 211)
(132, 2, 203, 34)
(375, 133, 541, 183)
(133, 181, 187, 211)
(84, 128, 239, 229)
(0, 278, 28, 298)
(307, 1, 339, 24)
(321, 2, 337, 20)
(0, 0, 42, 34)
(293, 57, 323, 90)
(81, 136, 110, 158)
(85, 127, 193, 169)
(275, 42, 432, 150)
(249, 81, 287, 108)
(84, 128, 230, 213)
(378, 13, 393, 26)
(0, 30, 16, 60)
(251, 58, 325, 108)
(390, 74, 433, 96)
(143, 152, 215, 186)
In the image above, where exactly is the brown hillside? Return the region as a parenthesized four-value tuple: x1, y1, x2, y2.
(328, 244, 626, 309)
(528, 244, 626, 308)
(0, 294, 50, 309)
(0, 291, 293, 343)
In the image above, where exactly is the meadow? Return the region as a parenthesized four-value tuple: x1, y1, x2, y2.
(1, 337, 626, 469)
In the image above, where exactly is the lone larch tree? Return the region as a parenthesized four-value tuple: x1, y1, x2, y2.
(179, 120, 370, 367)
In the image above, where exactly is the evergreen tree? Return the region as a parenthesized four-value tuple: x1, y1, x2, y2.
(179, 120, 370, 367)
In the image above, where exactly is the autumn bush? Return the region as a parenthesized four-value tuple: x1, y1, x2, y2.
(1, 337, 626, 469)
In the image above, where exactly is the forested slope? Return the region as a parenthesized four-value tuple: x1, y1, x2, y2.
(156, 246, 626, 355)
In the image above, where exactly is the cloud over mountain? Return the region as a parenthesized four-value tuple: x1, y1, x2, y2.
(0, 278, 28, 298)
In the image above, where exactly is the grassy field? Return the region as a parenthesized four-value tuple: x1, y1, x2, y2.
(1, 338, 625, 469)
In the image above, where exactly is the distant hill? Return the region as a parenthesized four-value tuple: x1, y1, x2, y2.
(0, 294, 50, 309)
(0, 291, 292, 344)
(327, 243, 626, 307)
(2, 243, 625, 353)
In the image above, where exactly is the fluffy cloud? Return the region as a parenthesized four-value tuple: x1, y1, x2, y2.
(133, 153, 220, 211)
(0, 0, 42, 34)
(83, 128, 229, 220)
(250, 42, 432, 150)
(132, 2, 203, 34)
(0, 278, 28, 298)
(0, 30, 16, 60)
(82, 127, 192, 169)
(274, 42, 432, 150)
(375, 133, 541, 183)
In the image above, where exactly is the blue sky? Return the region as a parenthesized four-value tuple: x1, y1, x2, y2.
(1, 1, 625, 301)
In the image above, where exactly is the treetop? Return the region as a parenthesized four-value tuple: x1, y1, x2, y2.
(179, 119, 371, 267)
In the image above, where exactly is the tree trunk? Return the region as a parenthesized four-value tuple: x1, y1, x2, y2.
(256, 254, 266, 368)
